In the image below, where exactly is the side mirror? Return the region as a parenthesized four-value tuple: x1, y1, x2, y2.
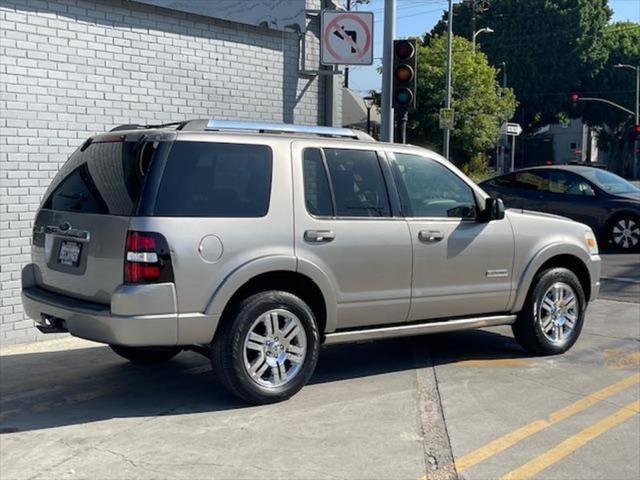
(483, 197, 505, 221)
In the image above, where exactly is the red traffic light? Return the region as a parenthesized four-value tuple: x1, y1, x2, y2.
(635, 124, 640, 134)
(394, 40, 415, 60)
(570, 92, 579, 103)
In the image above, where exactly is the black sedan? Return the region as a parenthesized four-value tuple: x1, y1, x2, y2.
(480, 166, 640, 251)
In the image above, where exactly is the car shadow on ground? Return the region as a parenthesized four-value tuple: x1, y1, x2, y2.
(0, 329, 528, 434)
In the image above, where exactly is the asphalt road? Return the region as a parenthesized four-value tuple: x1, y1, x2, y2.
(1, 254, 638, 480)
(599, 252, 640, 303)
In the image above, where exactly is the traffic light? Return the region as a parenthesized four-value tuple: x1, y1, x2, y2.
(393, 39, 417, 109)
(569, 92, 580, 107)
(628, 124, 640, 141)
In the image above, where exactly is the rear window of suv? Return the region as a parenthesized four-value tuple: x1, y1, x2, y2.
(153, 141, 272, 217)
(42, 139, 154, 216)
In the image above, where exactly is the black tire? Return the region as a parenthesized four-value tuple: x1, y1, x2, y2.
(512, 267, 586, 355)
(607, 214, 640, 252)
(211, 290, 320, 405)
(109, 345, 182, 365)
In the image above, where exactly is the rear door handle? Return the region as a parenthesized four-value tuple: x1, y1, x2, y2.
(418, 230, 444, 243)
(304, 230, 335, 243)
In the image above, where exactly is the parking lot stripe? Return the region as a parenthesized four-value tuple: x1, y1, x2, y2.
(455, 372, 640, 472)
(500, 400, 640, 480)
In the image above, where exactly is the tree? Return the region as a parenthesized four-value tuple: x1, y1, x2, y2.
(429, 0, 612, 130)
(409, 35, 516, 167)
(580, 22, 640, 174)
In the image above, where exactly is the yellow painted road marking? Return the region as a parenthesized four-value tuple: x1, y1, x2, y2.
(500, 400, 640, 480)
(456, 372, 640, 472)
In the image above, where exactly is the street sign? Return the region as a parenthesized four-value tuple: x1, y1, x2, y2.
(439, 108, 454, 129)
(501, 122, 522, 136)
(321, 10, 373, 66)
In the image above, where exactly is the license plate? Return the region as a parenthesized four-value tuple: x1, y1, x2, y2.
(58, 241, 82, 267)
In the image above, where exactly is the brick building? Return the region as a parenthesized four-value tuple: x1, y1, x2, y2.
(0, 0, 342, 344)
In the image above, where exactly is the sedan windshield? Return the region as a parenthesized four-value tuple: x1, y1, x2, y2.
(579, 169, 640, 195)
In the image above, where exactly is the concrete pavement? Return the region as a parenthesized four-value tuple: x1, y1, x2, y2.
(1, 256, 639, 480)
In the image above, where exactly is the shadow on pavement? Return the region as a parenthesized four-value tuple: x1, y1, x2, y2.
(0, 329, 527, 433)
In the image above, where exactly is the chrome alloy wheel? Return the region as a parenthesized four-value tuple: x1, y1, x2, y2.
(538, 282, 579, 343)
(242, 309, 307, 388)
(612, 218, 640, 250)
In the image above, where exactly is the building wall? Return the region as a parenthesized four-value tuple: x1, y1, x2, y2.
(0, 0, 335, 344)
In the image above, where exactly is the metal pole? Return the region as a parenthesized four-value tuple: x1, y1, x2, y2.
(398, 109, 408, 144)
(366, 107, 371, 135)
(344, 0, 351, 89)
(380, 0, 395, 142)
(510, 134, 516, 172)
(635, 66, 639, 178)
(443, 0, 453, 159)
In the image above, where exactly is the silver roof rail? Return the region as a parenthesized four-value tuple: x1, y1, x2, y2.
(205, 119, 369, 140)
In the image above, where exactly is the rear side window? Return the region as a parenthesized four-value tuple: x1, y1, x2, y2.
(303, 148, 333, 217)
(324, 149, 391, 217)
(154, 142, 272, 217)
(43, 140, 153, 215)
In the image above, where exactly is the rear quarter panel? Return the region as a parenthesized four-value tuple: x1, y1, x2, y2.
(129, 134, 295, 344)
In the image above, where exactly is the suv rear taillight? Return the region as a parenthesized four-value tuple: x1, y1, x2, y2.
(124, 231, 174, 284)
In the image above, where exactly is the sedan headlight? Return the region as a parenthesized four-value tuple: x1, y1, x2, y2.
(584, 231, 599, 255)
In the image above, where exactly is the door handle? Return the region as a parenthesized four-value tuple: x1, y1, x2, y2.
(418, 230, 444, 243)
(304, 230, 335, 243)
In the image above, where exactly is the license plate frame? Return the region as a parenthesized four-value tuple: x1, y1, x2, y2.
(57, 240, 82, 267)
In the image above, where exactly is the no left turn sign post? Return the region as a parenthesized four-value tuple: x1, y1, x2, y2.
(321, 10, 374, 66)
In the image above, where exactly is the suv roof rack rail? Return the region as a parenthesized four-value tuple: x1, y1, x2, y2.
(109, 121, 192, 132)
(202, 119, 374, 140)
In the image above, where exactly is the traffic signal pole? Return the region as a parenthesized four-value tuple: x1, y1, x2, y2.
(381, 0, 395, 142)
(443, 0, 454, 159)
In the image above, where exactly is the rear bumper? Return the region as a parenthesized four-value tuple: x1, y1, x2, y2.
(22, 285, 178, 347)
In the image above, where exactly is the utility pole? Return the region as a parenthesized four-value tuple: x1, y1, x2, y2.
(470, 0, 476, 41)
(443, 0, 454, 159)
(381, 0, 395, 142)
(344, 0, 351, 89)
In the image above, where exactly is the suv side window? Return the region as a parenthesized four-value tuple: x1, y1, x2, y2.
(323, 148, 391, 218)
(154, 142, 272, 217)
(393, 153, 477, 219)
(303, 148, 333, 217)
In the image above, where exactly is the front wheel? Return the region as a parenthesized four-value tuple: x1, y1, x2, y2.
(109, 345, 182, 365)
(607, 215, 640, 252)
(512, 267, 586, 355)
(211, 291, 320, 404)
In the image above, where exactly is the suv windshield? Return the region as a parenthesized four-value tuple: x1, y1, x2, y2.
(42, 139, 156, 215)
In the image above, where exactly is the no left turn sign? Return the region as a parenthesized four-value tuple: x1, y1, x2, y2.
(321, 10, 374, 66)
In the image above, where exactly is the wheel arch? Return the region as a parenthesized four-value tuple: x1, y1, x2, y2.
(205, 257, 336, 343)
(512, 244, 592, 312)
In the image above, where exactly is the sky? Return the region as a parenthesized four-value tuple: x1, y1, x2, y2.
(346, 0, 640, 96)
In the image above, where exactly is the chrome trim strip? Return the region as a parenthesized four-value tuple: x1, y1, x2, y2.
(323, 314, 517, 345)
(486, 269, 509, 278)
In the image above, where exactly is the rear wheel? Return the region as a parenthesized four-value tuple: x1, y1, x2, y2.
(109, 345, 182, 365)
(607, 214, 640, 252)
(512, 267, 586, 355)
(211, 291, 320, 404)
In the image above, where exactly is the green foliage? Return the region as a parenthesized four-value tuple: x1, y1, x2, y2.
(461, 153, 494, 182)
(409, 35, 516, 167)
(429, 0, 613, 130)
(581, 22, 640, 129)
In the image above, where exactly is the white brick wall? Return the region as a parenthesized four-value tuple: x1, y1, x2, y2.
(0, 0, 335, 344)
